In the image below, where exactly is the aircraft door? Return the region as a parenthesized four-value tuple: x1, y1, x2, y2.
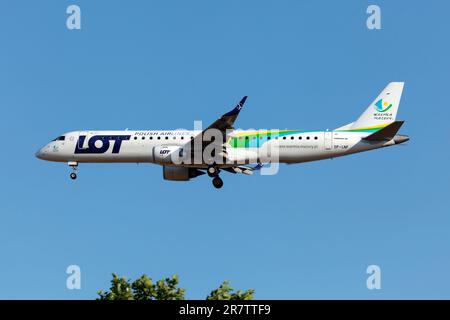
(324, 131, 332, 151)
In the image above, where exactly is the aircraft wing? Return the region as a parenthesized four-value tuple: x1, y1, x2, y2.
(180, 96, 248, 161)
(222, 162, 264, 175)
(205, 96, 247, 134)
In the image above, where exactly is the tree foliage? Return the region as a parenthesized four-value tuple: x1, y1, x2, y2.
(97, 274, 134, 300)
(98, 274, 185, 300)
(97, 274, 253, 300)
(206, 281, 254, 300)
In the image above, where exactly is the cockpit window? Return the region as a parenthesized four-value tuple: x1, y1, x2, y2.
(53, 136, 65, 141)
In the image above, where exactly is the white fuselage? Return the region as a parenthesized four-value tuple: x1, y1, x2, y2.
(35, 82, 408, 187)
(35, 129, 401, 167)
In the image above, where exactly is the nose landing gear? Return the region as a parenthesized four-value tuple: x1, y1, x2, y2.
(68, 161, 78, 180)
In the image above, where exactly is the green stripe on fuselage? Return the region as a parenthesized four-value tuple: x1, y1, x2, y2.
(229, 129, 319, 148)
(335, 123, 391, 133)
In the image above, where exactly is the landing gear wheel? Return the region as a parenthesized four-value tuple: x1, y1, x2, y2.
(212, 176, 223, 189)
(207, 166, 219, 177)
(68, 161, 78, 180)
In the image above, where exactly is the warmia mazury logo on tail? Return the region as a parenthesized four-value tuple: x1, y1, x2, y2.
(374, 99, 393, 113)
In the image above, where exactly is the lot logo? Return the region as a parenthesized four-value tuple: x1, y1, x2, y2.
(374, 99, 392, 113)
(75, 135, 131, 154)
(160, 149, 170, 155)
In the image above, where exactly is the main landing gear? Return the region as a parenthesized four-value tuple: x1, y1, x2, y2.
(207, 165, 219, 177)
(212, 176, 223, 189)
(208, 165, 223, 189)
(68, 161, 78, 180)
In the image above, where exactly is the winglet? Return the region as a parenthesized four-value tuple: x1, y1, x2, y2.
(223, 96, 248, 117)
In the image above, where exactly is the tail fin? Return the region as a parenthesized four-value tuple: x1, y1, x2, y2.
(349, 82, 404, 131)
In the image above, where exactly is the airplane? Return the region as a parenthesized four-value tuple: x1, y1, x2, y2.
(35, 82, 409, 189)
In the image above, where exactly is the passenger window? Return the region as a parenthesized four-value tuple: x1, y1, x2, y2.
(299, 136, 302, 140)
(291, 136, 294, 140)
(157, 136, 161, 140)
(134, 137, 137, 140)
(150, 136, 153, 140)
(307, 137, 310, 140)
(165, 137, 169, 140)
(314, 136, 318, 140)
(283, 137, 286, 140)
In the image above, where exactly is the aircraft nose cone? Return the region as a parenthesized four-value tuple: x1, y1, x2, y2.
(35, 148, 46, 159)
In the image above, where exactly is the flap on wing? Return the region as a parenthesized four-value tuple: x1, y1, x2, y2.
(222, 162, 264, 175)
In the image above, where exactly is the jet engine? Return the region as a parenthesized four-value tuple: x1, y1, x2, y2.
(152, 146, 183, 164)
(162, 166, 205, 181)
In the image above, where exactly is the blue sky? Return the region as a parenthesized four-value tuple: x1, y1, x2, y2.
(1, 0, 449, 299)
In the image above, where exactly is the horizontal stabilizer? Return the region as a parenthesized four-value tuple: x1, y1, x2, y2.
(364, 121, 404, 141)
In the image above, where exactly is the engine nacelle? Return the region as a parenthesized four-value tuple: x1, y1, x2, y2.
(162, 166, 205, 181)
(152, 145, 182, 164)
